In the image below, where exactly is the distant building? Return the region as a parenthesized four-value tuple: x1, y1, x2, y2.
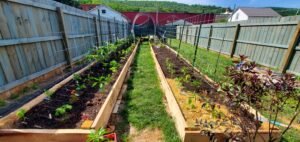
(228, 7, 281, 22)
(80, 4, 128, 22)
(165, 19, 193, 26)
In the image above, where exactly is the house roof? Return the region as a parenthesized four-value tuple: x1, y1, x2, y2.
(239, 7, 281, 17)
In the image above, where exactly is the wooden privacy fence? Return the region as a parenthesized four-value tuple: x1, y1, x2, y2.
(0, 0, 129, 94)
(174, 16, 300, 75)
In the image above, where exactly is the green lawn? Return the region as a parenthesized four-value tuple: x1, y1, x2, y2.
(167, 38, 234, 83)
(118, 42, 181, 142)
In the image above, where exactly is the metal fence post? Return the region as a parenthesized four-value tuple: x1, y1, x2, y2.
(193, 24, 202, 66)
(114, 17, 118, 41)
(97, 10, 103, 46)
(177, 21, 186, 57)
(280, 21, 300, 73)
(229, 24, 240, 57)
(57, 7, 72, 69)
(94, 17, 101, 47)
(185, 25, 189, 43)
(207, 25, 213, 50)
(107, 20, 113, 43)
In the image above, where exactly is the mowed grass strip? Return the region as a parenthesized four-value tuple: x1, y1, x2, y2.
(121, 42, 181, 142)
(167, 38, 233, 83)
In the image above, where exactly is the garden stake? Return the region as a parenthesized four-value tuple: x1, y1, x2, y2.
(177, 20, 186, 58)
(192, 24, 202, 67)
(213, 27, 226, 81)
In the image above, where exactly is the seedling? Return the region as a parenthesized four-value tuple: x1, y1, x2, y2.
(30, 83, 39, 90)
(109, 60, 119, 73)
(55, 104, 72, 117)
(87, 128, 108, 142)
(76, 84, 86, 91)
(91, 75, 111, 90)
(188, 96, 196, 110)
(165, 58, 175, 77)
(0, 99, 6, 107)
(16, 109, 26, 120)
(9, 93, 20, 100)
(73, 74, 82, 81)
(44, 90, 54, 98)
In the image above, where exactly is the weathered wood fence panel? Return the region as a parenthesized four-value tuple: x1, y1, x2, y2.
(0, 0, 129, 94)
(175, 16, 300, 75)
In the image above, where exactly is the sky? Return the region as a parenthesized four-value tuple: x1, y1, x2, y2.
(162, 0, 300, 8)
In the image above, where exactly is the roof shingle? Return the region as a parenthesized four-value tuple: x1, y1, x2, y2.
(239, 7, 281, 17)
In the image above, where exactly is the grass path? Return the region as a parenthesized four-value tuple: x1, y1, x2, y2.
(118, 42, 180, 142)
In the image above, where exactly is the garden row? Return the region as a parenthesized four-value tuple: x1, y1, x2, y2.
(0, 38, 138, 142)
(150, 39, 299, 142)
(166, 38, 300, 141)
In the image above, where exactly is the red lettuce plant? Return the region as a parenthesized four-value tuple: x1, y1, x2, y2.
(222, 55, 300, 142)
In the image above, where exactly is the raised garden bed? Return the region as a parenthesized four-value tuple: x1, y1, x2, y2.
(150, 42, 280, 142)
(0, 40, 139, 142)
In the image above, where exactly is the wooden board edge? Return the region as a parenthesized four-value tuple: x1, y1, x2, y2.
(149, 42, 187, 140)
(91, 40, 140, 129)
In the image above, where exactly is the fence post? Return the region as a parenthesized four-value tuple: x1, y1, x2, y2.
(207, 25, 213, 50)
(177, 21, 186, 57)
(193, 24, 202, 66)
(57, 7, 72, 69)
(229, 24, 240, 58)
(280, 21, 300, 73)
(114, 18, 118, 41)
(94, 17, 101, 47)
(185, 26, 189, 43)
(107, 20, 113, 43)
(97, 10, 103, 46)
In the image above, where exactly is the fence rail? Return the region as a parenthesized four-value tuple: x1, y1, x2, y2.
(163, 16, 300, 75)
(0, 0, 129, 93)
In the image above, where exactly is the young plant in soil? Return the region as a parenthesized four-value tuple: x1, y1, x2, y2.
(87, 128, 109, 142)
(55, 104, 72, 117)
(16, 109, 26, 120)
(165, 58, 175, 78)
(222, 55, 300, 142)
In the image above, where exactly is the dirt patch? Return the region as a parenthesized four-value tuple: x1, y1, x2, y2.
(128, 127, 163, 142)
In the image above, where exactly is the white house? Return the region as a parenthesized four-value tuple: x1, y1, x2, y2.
(165, 19, 193, 26)
(228, 7, 281, 22)
(88, 5, 128, 23)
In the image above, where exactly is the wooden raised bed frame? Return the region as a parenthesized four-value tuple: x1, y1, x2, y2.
(0, 41, 139, 142)
(150, 42, 280, 142)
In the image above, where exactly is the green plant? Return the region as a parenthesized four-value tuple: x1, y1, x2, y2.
(55, 104, 72, 117)
(44, 90, 54, 98)
(16, 109, 26, 120)
(69, 95, 79, 104)
(76, 84, 86, 91)
(73, 74, 82, 81)
(0, 99, 6, 107)
(91, 75, 111, 90)
(9, 93, 20, 100)
(188, 96, 196, 110)
(30, 83, 39, 90)
(109, 60, 119, 73)
(165, 58, 175, 77)
(87, 128, 108, 142)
